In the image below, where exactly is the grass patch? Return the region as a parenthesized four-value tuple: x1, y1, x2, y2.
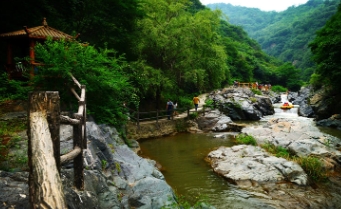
(235, 134, 257, 146)
(162, 193, 213, 209)
(261, 142, 327, 182)
(261, 143, 290, 159)
(250, 97, 257, 103)
(0, 120, 28, 171)
(0, 120, 27, 137)
(293, 156, 327, 182)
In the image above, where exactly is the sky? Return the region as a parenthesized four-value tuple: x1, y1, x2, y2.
(199, 0, 309, 12)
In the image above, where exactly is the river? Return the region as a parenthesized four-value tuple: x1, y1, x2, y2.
(138, 94, 341, 208)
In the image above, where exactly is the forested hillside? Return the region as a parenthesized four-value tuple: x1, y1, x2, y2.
(0, 0, 302, 125)
(207, 0, 340, 81)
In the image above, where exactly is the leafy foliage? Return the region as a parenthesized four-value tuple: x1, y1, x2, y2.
(33, 39, 133, 126)
(0, 73, 32, 103)
(309, 3, 341, 91)
(271, 85, 287, 93)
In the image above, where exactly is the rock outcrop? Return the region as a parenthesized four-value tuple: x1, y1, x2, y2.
(196, 109, 245, 132)
(0, 122, 178, 209)
(242, 118, 341, 165)
(208, 88, 274, 120)
(207, 145, 308, 189)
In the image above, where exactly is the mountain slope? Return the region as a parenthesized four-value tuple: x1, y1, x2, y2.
(207, 0, 340, 80)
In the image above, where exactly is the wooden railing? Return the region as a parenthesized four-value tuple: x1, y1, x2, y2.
(127, 105, 213, 129)
(28, 74, 86, 208)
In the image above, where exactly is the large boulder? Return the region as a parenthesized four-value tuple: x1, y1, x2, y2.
(208, 88, 274, 121)
(316, 114, 341, 130)
(196, 109, 244, 132)
(310, 87, 341, 121)
(207, 145, 308, 190)
(242, 118, 341, 165)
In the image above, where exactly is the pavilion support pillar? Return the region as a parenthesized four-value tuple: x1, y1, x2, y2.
(29, 40, 36, 78)
(6, 42, 12, 65)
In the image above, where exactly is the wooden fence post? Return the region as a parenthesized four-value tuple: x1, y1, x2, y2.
(28, 91, 66, 209)
(156, 109, 159, 123)
(137, 109, 140, 129)
(73, 112, 84, 190)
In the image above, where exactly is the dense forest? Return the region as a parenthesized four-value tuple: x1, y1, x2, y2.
(0, 0, 340, 127)
(207, 0, 340, 81)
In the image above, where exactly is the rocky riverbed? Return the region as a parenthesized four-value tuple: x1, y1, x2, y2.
(1, 86, 341, 209)
(201, 87, 341, 208)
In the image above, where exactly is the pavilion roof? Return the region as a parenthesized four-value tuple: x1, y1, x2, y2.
(0, 18, 73, 40)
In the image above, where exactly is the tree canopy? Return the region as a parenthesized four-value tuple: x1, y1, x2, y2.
(0, 0, 309, 124)
(207, 0, 340, 81)
(309, 3, 341, 91)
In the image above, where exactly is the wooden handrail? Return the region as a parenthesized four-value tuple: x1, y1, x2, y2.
(28, 73, 87, 209)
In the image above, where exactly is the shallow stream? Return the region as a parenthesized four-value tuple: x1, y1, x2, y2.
(138, 94, 341, 208)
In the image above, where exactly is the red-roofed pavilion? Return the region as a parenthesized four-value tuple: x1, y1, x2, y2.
(0, 18, 76, 79)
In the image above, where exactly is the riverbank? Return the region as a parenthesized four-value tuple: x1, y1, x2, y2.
(138, 88, 341, 209)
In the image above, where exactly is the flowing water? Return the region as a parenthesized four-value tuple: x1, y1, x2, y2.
(138, 94, 341, 208)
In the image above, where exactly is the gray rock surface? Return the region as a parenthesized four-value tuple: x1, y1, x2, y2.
(196, 109, 244, 132)
(208, 88, 274, 120)
(316, 114, 341, 130)
(207, 145, 307, 189)
(242, 117, 341, 165)
(0, 122, 178, 209)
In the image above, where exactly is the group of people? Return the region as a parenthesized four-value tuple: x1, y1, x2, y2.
(166, 96, 201, 120)
(252, 82, 271, 91)
(166, 99, 178, 120)
(234, 81, 272, 91)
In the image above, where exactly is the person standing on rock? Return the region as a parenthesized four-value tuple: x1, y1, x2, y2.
(166, 99, 174, 120)
(192, 96, 200, 111)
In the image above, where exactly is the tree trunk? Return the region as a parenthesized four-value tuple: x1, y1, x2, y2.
(28, 92, 66, 209)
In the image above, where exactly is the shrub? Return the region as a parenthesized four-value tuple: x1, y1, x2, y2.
(294, 156, 327, 182)
(235, 134, 257, 146)
(204, 99, 214, 108)
(251, 88, 262, 95)
(189, 112, 198, 119)
(271, 85, 287, 93)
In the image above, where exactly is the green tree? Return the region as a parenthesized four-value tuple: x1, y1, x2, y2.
(309, 4, 341, 91)
(134, 0, 229, 103)
(33, 38, 133, 126)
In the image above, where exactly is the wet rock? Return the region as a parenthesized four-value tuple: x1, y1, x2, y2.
(298, 102, 315, 118)
(316, 114, 341, 129)
(207, 145, 308, 189)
